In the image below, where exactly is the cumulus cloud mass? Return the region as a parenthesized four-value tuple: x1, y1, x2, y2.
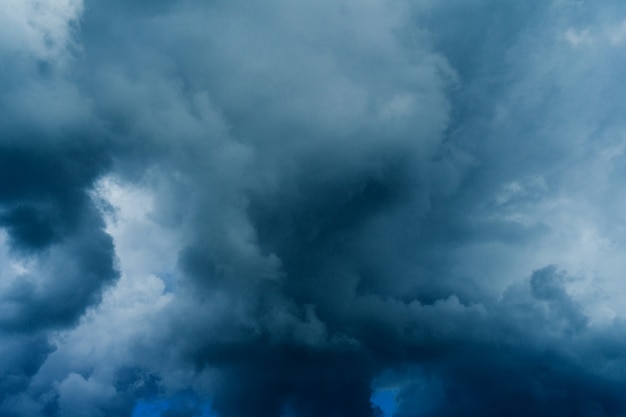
(2, 0, 626, 416)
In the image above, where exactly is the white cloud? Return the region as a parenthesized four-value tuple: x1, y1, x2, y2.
(562, 28, 593, 46)
(0, 0, 83, 61)
(30, 176, 176, 402)
(607, 19, 626, 45)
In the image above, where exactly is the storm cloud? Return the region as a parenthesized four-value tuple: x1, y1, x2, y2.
(2, 0, 626, 416)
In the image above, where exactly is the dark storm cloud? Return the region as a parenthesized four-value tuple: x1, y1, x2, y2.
(0, 120, 118, 335)
(156, 1, 626, 414)
(0, 334, 54, 403)
(3, 0, 626, 416)
(390, 267, 626, 417)
(0, 142, 109, 247)
(0, 2, 119, 407)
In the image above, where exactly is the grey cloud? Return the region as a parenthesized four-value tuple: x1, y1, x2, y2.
(0, 139, 117, 333)
(0, 334, 54, 404)
(0, 8, 119, 406)
(3, 0, 626, 416)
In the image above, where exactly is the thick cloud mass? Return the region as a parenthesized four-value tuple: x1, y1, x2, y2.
(2, 0, 626, 416)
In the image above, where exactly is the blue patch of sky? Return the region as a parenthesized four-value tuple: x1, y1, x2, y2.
(133, 389, 397, 417)
(132, 397, 215, 417)
(371, 388, 399, 417)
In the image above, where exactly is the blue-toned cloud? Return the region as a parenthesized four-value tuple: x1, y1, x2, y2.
(2, 0, 626, 416)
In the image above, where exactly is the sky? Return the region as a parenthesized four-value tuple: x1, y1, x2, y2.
(2, 0, 626, 416)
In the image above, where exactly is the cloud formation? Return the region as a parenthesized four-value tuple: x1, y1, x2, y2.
(2, 0, 626, 416)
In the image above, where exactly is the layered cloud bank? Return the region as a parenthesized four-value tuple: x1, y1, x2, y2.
(2, 1, 626, 416)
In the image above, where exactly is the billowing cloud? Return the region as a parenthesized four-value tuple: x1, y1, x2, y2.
(2, 0, 626, 416)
